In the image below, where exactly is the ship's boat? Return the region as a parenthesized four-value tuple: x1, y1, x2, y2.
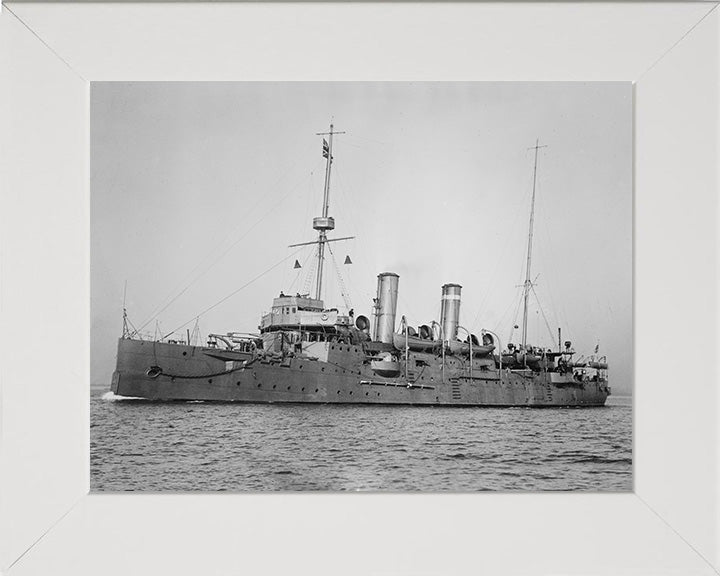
(392, 333, 440, 352)
(446, 340, 495, 357)
(111, 127, 610, 407)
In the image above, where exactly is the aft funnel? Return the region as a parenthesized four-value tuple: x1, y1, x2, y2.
(440, 283, 462, 342)
(372, 273, 399, 344)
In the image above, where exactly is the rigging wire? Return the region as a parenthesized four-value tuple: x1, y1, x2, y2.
(287, 247, 316, 294)
(332, 165, 376, 304)
(134, 165, 321, 335)
(468, 155, 536, 334)
(494, 292, 521, 337)
(326, 242, 352, 310)
(536, 192, 573, 341)
(161, 246, 306, 339)
(282, 169, 319, 290)
(506, 286, 525, 343)
(135, 154, 311, 331)
(500, 147, 549, 345)
(302, 245, 319, 296)
(530, 283, 557, 346)
(124, 315, 143, 340)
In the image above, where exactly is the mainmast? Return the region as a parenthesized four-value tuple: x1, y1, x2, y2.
(521, 139, 546, 349)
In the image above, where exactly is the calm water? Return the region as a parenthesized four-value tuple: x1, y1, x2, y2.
(91, 390, 632, 492)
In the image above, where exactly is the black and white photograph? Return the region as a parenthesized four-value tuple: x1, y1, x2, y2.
(91, 81, 632, 492)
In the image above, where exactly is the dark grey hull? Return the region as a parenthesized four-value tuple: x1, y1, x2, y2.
(112, 338, 610, 407)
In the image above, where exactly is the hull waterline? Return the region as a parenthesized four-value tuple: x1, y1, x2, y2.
(112, 338, 610, 407)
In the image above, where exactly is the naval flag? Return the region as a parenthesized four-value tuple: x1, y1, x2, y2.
(294, 260, 302, 269)
(344, 255, 353, 265)
(594, 343, 599, 354)
(322, 139, 332, 159)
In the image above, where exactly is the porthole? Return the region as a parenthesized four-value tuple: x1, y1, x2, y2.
(337, 390, 341, 394)
(301, 387, 305, 392)
(349, 391, 353, 395)
(146, 366, 162, 378)
(273, 384, 277, 389)
(315, 388, 319, 393)
(257, 383, 262, 388)
(377, 392, 381, 396)
(331, 346, 335, 350)
(236, 381, 241, 386)
(182, 351, 187, 356)
(287, 386, 291, 390)
(321, 367, 325, 372)
(365, 392, 369, 396)
(208, 379, 213, 384)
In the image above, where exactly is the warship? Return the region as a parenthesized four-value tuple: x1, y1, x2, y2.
(111, 125, 610, 406)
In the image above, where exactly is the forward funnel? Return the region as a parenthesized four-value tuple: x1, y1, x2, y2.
(372, 273, 399, 343)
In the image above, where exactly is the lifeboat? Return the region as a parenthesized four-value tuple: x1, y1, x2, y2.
(589, 361, 608, 369)
(514, 352, 541, 365)
(392, 333, 440, 352)
(447, 340, 495, 357)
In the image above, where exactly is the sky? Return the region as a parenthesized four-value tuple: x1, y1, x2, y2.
(91, 82, 632, 393)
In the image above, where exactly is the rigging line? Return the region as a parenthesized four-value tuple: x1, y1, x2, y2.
(137, 166, 320, 333)
(507, 287, 525, 343)
(126, 316, 143, 340)
(494, 294, 520, 337)
(139, 155, 321, 330)
(332, 167, 364, 249)
(398, 293, 423, 329)
(530, 284, 556, 346)
(341, 133, 391, 147)
(333, 140, 369, 151)
(498, 284, 524, 340)
(469, 193, 533, 332)
(302, 246, 319, 296)
(326, 243, 352, 309)
(478, 168, 536, 339)
(287, 247, 317, 293)
(285, 168, 319, 281)
(162, 247, 306, 339)
(536, 203, 571, 337)
(332, 166, 375, 299)
(137, 156, 312, 331)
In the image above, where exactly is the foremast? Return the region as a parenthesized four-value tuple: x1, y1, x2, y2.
(289, 123, 354, 303)
(313, 124, 343, 300)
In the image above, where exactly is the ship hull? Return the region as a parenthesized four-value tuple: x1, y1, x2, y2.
(112, 338, 610, 407)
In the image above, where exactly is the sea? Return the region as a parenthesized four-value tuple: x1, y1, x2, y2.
(90, 390, 632, 492)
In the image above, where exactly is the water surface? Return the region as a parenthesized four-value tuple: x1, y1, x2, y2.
(91, 390, 632, 492)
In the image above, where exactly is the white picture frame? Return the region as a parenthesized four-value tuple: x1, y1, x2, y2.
(1, 2, 718, 574)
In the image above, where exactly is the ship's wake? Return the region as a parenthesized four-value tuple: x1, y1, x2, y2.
(102, 391, 144, 402)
